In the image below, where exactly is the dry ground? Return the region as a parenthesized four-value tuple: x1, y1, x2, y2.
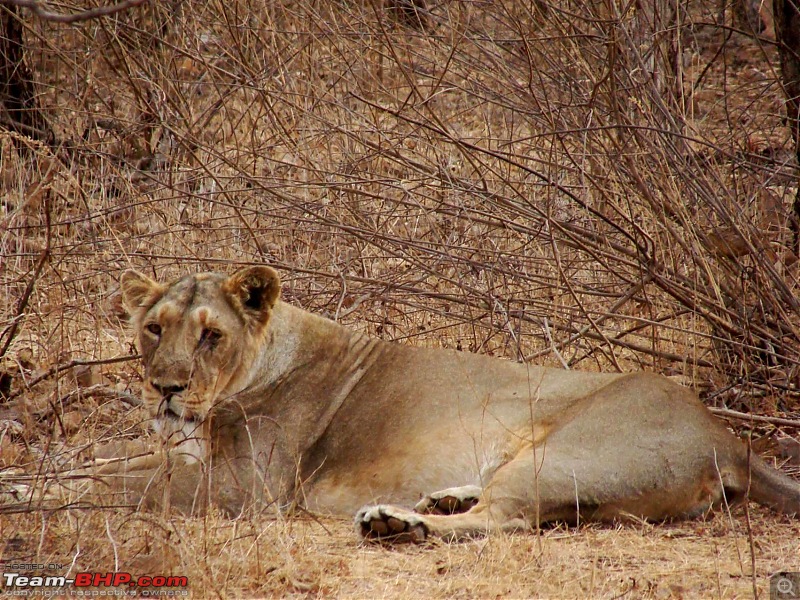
(2, 0, 800, 598)
(2, 506, 800, 598)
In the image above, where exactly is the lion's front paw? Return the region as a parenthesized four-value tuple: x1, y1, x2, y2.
(414, 484, 482, 515)
(0, 468, 31, 508)
(0, 468, 64, 510)
(355, 504, 428, 543)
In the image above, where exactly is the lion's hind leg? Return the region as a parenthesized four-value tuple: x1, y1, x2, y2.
(355, 432, 713, 544)
(356, 477, 533, 543)
(356, 500, 526, 543)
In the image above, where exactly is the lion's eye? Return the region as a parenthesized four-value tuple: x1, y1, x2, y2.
(199, 328, 222, 349)
(145, 323, 162, 336)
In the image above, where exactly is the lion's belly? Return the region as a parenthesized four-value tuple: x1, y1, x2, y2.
(297, 351, 620, 516)
(302, 432, 519, 515)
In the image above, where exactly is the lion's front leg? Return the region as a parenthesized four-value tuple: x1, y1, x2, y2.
(22, 439, 212, 515)
(0, 444, 165, 514)
(87, 451, 213, 515)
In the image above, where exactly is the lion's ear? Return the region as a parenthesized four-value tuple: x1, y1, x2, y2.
(223, 266, 281, 324)
(120, 269, 164, 315)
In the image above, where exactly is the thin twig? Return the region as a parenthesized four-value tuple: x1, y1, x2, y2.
(37, 384, 142, 419)
(541, 317, 569, 370)
(6, 355, 140, 401)
(0, 195, 50, 360)
(744, 442, 758, 600)
(527, 274, 654, 361)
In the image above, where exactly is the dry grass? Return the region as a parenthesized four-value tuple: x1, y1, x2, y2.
(2, 0, 800, 598)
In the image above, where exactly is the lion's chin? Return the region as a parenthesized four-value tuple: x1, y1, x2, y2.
(152, 413, 209, 465)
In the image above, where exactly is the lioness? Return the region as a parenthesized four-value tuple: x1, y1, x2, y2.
(86, 266, 800, 541)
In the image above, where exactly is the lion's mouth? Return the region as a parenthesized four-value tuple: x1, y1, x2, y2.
(161, 406, 201, 423)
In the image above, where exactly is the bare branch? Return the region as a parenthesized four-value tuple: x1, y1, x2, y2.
(710, 407, 800, 430)
(2, 0, 148, 23)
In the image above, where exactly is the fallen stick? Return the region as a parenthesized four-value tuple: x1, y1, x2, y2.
(710, 407, 800, 429)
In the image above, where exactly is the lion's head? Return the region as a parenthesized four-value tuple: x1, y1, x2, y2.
(120, 266, 281, 461)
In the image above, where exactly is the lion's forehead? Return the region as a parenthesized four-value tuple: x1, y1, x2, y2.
(145, 273, 240, 328)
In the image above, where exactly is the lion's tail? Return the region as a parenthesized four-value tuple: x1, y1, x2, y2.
(747, 456, 800, 516)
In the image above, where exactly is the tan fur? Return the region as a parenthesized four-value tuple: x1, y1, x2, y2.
(77, 266, 800, 541)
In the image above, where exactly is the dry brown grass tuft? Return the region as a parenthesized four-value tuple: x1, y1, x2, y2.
(1, 0, 800, 597)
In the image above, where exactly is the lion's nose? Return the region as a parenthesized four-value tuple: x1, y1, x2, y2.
(152, 383, 186, 400)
